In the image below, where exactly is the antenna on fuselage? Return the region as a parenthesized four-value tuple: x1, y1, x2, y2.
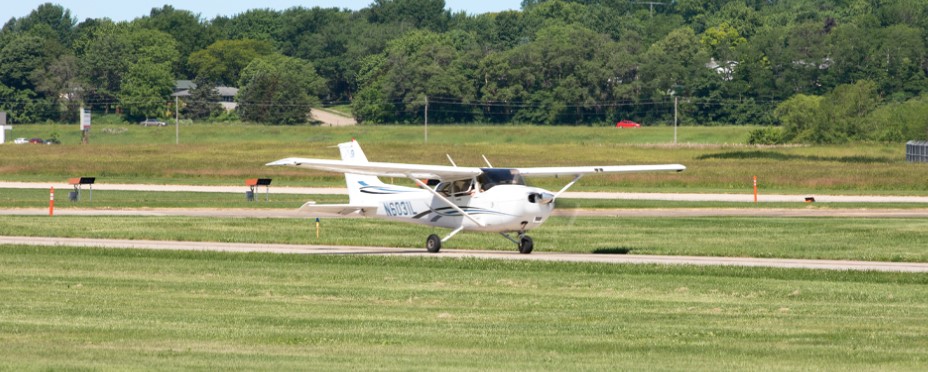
(481, 155, 493, 168)
(446, 154, 457, 167)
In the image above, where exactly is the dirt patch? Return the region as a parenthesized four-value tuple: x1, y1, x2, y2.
(311, 109, 356, 126)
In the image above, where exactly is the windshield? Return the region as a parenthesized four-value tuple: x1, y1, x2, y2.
(478, 168, 525, 191)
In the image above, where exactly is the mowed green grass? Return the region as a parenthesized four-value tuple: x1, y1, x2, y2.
(7, 122, 751, 146)
(5, 188, 928, 209)
(4, 124, 927, 369)
(3, 124, 926, 194)
(0, 188, 345, 209)
(1, 246, 926, 370)
(4, 215, 928, 262)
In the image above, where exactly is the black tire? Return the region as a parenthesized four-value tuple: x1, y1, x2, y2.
(426, 234, 442, 253)
(518, 235, 534, 254)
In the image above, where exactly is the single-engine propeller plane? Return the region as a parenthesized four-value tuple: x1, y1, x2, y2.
(267, 140, 685, 254)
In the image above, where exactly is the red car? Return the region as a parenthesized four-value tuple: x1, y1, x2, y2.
(615, 120, 641, 128)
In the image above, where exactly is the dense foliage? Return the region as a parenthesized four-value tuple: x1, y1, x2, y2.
(1, 1, 928, 140)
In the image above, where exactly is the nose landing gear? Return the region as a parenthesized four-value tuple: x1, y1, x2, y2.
(499, 231, 534, 254)
(518, 235, 534, 254)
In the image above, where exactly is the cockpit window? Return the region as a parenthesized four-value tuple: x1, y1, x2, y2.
(478, 168, 525, 191)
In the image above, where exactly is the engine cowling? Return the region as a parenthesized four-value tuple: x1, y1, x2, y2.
(528, 192, 555, 205)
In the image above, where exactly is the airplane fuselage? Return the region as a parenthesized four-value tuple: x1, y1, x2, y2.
(363, 183, 555, 233)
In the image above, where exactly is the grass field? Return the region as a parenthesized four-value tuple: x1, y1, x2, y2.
(0, 188, 345, 209)
(6, 122, 752, 146)
(4, 123, 928, 369)
(4, 215, 928, 262)
(1, 246, 926, 370)
(3, 124, 926, 194)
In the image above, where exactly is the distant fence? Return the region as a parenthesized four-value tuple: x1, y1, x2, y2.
(906, 140, 928, 163)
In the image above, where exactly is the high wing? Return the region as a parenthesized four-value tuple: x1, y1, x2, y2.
(517, 164, 686, 178)
(266, 157, 481, 181)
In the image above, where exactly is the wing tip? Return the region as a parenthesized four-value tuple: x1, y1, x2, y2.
(266, 158, 296, 167)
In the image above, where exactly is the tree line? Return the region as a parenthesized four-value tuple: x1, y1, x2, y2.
(1, 0, 928, 143)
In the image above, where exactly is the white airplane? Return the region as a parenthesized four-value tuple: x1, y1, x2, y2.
(267, 140, 685, 254)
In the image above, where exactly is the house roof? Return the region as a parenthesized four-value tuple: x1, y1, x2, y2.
(216, 87, 239, 97)
(175, 80, 196, 91)
(171, 86, 239, 98)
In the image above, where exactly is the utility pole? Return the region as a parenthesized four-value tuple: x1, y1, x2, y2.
(673, 96, 678, 145)
(631, 1, 667, 17)
(424, 95, 429, 144)
(175, 95, 179, 145)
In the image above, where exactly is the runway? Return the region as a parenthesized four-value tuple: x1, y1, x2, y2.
(3, 235, 926, 273)
(4, 207, 928, 218)
(4, 182, 928, 273)
(5, 181, 928, 203)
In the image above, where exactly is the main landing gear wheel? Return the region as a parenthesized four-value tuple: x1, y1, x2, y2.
(518, 235, 534, 254)
(426, 234, 442, 253)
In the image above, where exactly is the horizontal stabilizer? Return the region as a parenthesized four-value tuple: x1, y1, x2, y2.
(298, 201, 378, 216)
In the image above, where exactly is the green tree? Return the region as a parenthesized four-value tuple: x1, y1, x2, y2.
(354, 30, 476, 123)
(640, 26, 707, 122)
(779, 21, 831, 95)
(217, 9, 281, 41)
(700, 22, 745, 62)
(707, 1, 761, 38)
(819, 80, 881, 141)
(182, 77, 224, 120)
(675, 0, 723, 30)
(873, 25, 928, 97)
(0, 34, 49, 90)
(275, 7, 367, 102)
(2, 3, 76, 47)
(865, 95, 928, 141)
(136, 5, 214, 76)
(0, 83, 55, 123)
(521, 0, 586, 33)
(775, 81, 880, 144)
(31, 54, 83, 121)
(187, 39, 276, 86)
(78, 23, 178, 113)
(479, 23, 628, 124)
(236, 54, 326, 124)
(367, 0, 449, 31)
(351, 54, 391, 123)
(774, 94, 824, 143)
(119, 60, 174, 120)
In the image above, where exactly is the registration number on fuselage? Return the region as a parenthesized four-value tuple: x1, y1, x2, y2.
(383, 201, 415, 216)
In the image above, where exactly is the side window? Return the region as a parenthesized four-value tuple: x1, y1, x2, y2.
(437, 182, 453, 196)
(437, 179, 474, 197)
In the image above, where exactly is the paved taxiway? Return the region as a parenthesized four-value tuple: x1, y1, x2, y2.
(4, 207, 928, 218)
(5, 182, 928, 272)
(2, 236, 927, 273)
(5, 181, 928, 203)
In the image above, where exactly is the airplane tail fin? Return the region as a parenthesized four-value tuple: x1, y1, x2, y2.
(337, 139, 384, 204)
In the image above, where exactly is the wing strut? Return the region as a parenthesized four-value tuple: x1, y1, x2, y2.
(481, 155, 493, 168)
(409, 177, 485, 227)
(553, 174, 584, 200)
